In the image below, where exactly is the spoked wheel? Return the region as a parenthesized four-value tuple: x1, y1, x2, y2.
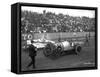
(43, 48, 52, 57)
(43, 42, 56, 57)
(55, 45, 62, 56)
(75, 45, 82, 55)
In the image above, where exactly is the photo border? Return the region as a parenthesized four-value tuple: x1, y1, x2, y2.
(17, 2, 98, 74)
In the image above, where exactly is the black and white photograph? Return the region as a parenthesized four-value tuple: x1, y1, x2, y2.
(20, 4, 97, 72)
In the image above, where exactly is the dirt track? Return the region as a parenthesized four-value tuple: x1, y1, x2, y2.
(21, 37, 95, 71)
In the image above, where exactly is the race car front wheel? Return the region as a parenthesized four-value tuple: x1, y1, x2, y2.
(43, 42, 56, 57)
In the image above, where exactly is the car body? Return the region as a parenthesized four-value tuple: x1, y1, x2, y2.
(25, 34, 85, 57)
(43, 40, 84, 57)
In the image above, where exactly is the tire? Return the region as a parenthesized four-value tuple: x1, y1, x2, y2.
(55, 45, 62, 56)
(75, 45, 82, 55)
(43, 48, 53, 57)
(43, 42, 56, 57)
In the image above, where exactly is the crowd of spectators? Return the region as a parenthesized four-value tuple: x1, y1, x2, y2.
(21, 10, 95, 33)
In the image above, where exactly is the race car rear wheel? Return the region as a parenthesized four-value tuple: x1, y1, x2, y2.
(75, 45, 82, 55)
(55, 45, 62, 56)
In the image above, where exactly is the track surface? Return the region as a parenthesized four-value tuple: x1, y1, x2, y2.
(21, 37, 95, 71)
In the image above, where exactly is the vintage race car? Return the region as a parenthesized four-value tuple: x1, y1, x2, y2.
(26, 38, 84, 57)
(43, 40, 84, 57)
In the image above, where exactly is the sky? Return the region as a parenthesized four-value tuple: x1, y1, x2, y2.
(21, 6, 95, 18)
